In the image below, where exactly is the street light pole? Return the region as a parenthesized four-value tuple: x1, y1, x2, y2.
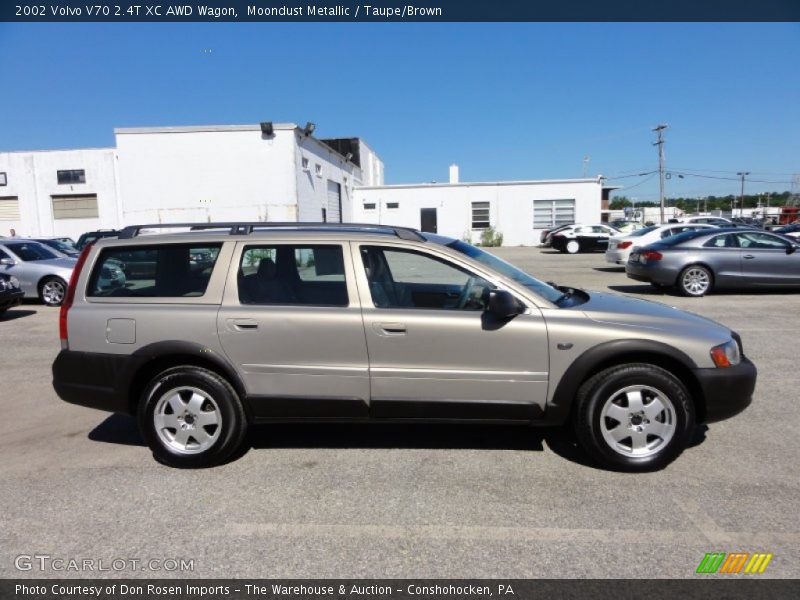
(736, 171, 750, 217)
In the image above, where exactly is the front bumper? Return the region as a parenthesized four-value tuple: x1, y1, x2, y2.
(693, 357, 757, 423)
(0, 290, 24, 311)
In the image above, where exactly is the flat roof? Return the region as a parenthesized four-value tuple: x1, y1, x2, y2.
(356, 177, 603, 190)
(114, 123, 298, 134)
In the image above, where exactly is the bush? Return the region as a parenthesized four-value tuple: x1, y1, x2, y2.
(479, 227, 504, 247)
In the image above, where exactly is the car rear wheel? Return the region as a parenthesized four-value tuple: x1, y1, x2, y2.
(573, 363, 695, 471)
(138, 366, 248, 468)
(678, 265, 713, 297)
(39, 276, 67, 307)
(566, 240, 581, 254)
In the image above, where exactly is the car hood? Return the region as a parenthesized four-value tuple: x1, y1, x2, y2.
(578, 290, 728, 335)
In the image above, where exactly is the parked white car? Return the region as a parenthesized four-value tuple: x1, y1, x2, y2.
(605, 223, 717, 265)
(678, 216, 733, 226)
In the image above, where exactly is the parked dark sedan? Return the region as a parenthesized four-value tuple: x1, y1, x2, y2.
(0, 273, 24, 316)
(626, 228, 800, 296)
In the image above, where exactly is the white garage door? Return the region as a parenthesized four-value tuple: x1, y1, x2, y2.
(326, 180, 342, 223)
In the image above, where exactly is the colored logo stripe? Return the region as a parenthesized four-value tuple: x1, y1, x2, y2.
(744, 553, 773, 574)
(697, 552, 773, 574)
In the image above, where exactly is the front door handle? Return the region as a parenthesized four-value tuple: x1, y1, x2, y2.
(228, 318, 259, 331)
(743, 254, 755, 259)
(375, 322, 407, 336)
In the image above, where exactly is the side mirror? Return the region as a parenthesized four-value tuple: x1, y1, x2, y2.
(0, 257, 15, 266)
(788, 245, 798, 255)
(487, 289, 522, 318)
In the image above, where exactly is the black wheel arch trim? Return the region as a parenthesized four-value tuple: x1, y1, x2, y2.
(128, 341, 249, 417)
(544, 338, 700, 425)
(52, 341, 248, 419)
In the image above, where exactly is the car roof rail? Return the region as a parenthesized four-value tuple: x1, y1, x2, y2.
(117, 222, 427, 242)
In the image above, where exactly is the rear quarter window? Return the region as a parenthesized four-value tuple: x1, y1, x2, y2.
(87, 243, 222, 297)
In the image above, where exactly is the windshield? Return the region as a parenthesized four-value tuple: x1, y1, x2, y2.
(628, 225, 658, 237)
(447, 240, 564, 304)
(37, 239, 75, 253)
(4, 241, 59, 261)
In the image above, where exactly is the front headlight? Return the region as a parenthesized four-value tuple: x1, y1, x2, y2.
(710, 339, 741, 368)
(9, 276, 20, 288)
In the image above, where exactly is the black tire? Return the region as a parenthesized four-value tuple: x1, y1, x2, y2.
(677, 265, 713, 297)
(39, 276, 67, 307)
(573, 363, 695, 472)
(138, 366, 248, 468)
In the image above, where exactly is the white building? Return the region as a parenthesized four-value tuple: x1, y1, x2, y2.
(0, 122, 383, 241)
(1, 123, 608, 247)
(0, 147, 120, 240)
(353, 165, 606, 246)
(115, 124, 383, 227)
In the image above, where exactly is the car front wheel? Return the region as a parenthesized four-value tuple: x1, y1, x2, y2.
(39, 276, 67, 307)
(138, 366, 248, 468)
(573, 363, 695, 471)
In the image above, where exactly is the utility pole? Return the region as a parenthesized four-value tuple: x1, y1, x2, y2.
(653, 125, 668, 224)
(583, 156, 590, 178)
(736, 171, 750, 217)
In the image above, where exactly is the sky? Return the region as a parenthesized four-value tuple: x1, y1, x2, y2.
(0, 22, 798, 201)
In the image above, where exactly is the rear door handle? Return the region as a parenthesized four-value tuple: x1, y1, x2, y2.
(743, 254, 755, 259)
(375, 322, 407, 336)
(228, 318, 259, 331)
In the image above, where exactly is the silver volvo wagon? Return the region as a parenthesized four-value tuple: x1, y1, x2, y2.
(52, 223, 756, 470)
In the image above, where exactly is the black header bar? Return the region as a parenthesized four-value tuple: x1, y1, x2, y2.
(2, 1, 800, 22)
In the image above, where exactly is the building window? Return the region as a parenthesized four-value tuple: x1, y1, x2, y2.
(57, 169, 86, 185)
(363, 203, 376, 210)
(0, 197, 20, 220)
(301, 157, 309, 169)
(315, 164, 322, 177)
(471, 201, 490, 229)
(0, 172, 7, 186)
(51, 194, 99, 219)
(533, 199, 576, 229)
(386, 202, 399, 209)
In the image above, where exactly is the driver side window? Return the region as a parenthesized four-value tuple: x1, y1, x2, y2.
(361, 246, 492, 311)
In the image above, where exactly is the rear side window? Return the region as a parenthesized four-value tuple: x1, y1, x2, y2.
(239, 245, 348, 306)
(703, 234, 737, 248)
(88, 244, 222, 297)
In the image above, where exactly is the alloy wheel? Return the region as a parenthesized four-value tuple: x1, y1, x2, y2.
(599, 385, 676, 458)
(153, 386, 222, 454)
(681, 268, 710, 296)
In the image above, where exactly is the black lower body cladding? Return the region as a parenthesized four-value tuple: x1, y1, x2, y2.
(52, 350, 144, 413)
(692, 357, 757, 423)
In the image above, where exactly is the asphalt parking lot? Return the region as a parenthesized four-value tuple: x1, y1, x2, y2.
(1, 247, 798, 579)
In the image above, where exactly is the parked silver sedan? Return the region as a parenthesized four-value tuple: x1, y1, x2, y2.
(0, 240, 76, 306)
(626, 228, 800, 296)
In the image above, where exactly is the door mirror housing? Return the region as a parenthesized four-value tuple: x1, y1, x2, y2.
(0, 257, 15, 266)
(487, 289, 522, 318)
(786, 244, 798, 255)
